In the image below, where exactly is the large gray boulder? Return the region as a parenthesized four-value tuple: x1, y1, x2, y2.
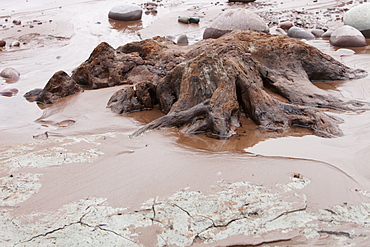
(330, 25, 366, 47)
(203, 9, 269, 39)
(344, 3, 370, 38)
(108, 4, 142, 22)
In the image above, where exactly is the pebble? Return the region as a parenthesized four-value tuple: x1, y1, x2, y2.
(0, 68, 20, 82)
(11, 41, 20, 47)
(178, 16, 200, 24)
(189, 17, 200, 24)
(0, 88, 18, 97)
(145, 9, 157, 15)
(311, 29, 325, 37)
(12, 20, 21, 25)
(287, 26, 315, 39)
(0, 40, 5, 47)
(321, 29, 334, 38)
(336, 48, 355, 55)
(279, 21, 293, 30)
(177, 34, 188, 45)
(178, 16, 190, 24)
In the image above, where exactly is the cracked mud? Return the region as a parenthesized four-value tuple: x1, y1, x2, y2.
(0, 130, 369, 247)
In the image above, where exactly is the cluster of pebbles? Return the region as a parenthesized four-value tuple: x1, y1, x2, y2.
(0, 67, 20, 97)
(142, 2, 159, 15)
(254, 2, 369, 47)
(0, 17, 52, 49)
(260, 7, 346, 33)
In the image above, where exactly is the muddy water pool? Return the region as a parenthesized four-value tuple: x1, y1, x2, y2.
(1, 0, 370, 246)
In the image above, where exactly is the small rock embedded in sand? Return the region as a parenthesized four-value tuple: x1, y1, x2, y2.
(12, 19, 21, 25)
(0, 67, 20, 82)
(279, 21, 293, 30)
(322, 29, 334, 38)
(143, 2, 158, 15)
(0, 88, 18, 97)
(311, 28, 325, 37)
(178, 16, 200, 24)
(336, 48, 355, 56)
(177, 34, 188, 45)
(0, 40, 5, 47)
(287, 26, 315, 39)
(189, 17, 200, 23)
(33, 131, 49, 140)
(11, 41, 20, 47)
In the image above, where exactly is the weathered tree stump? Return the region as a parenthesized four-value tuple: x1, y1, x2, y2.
(28, 30, 368, 138)
(121, 31, 367, 138)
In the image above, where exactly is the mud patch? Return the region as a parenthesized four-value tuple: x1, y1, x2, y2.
(0, 134, 108, 168)
(0, 173, 41, 207)
(1, 179, 369, 246)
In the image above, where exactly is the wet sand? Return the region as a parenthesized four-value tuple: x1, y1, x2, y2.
(1, 0, 370, 246)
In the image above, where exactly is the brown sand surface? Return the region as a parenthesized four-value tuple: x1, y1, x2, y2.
(1, 0, 370, 246)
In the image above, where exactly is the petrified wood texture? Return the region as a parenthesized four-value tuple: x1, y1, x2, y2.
(24, 71, 83, 104)
(29, 30, 368, 138)
(126, 31, 366, 138)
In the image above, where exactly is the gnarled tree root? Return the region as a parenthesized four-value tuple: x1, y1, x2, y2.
(27, 30, 368, 139)
(126, 31, 366, 138)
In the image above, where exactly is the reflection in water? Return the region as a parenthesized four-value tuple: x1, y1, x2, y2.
(128, 109, 313, 152)
(174, 119, 313, 152)
(109, 19, 143, 33)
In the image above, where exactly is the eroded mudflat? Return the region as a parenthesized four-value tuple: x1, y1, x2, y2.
(1, 0, 370, 246)
(1, 129, 370, 246)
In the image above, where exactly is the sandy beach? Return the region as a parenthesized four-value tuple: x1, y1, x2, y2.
(1, 0, 370, 246)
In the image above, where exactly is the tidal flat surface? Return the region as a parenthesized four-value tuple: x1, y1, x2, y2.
(1, 0, 370, 246)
